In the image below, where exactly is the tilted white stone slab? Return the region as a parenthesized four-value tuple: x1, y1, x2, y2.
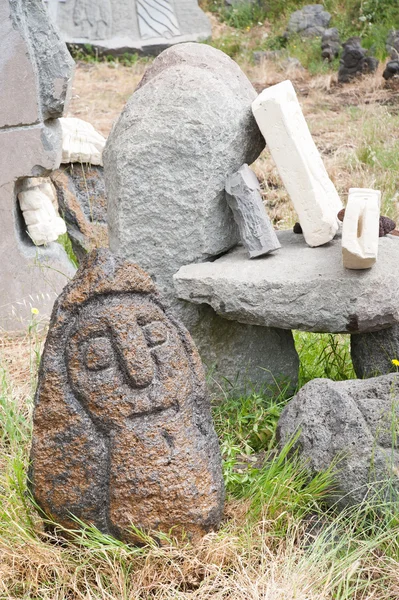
(173, 230, 399, 334)
(18, 178, 67, 246)
(225, 164, 281, 258)
(60, 117, 106, 165)
(252, 80, 343, 247)
(342, 187, 381, 270)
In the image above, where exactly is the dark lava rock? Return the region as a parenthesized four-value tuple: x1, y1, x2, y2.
(383, 60, 399, 80)
(51, 164, 108, 261)
(386, 30, 399, 59)
(29, 249, 225, 543)
(321, 27, 341, 61)
(285, 4, 331, 38)
(293, 222, 303, 234)
(379, 215, 396, 236)
(277, 374, 399, 509)
(338, 38, 378, 83)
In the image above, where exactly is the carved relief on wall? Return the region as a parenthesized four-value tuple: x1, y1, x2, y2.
(136, 0, 181, 40)
(73, 0, 112, 39)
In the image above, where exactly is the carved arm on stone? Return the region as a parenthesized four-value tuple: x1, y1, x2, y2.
(18, 177, 67, 246)
(341, 188, 381, 270)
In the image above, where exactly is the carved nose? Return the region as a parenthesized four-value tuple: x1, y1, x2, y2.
(113, 326, 154, 389)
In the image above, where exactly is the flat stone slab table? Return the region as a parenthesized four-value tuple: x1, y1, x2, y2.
(174, 230, 399, 334)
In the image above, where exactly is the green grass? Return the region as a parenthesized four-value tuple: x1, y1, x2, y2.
(2, 329, 399, 598)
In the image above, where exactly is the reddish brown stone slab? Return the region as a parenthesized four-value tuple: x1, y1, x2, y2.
(29, 249, 224, 543)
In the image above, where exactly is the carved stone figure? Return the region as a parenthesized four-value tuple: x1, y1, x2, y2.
(29, 249, 224, 543)
(73, 0, 112, 39)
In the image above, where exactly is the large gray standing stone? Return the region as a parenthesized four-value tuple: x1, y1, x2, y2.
(285, 4, 331, 38)
(277, 374, 399, 508)
(0, 0, 76, 330)
(351, 325, 399, 379)
(104, 43, 299, 394)
(44, 0, 211, 56)
(225, 164, 281, 259)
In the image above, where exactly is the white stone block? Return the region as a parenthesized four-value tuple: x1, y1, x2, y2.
(252, 80, 342, 247)
(60, 117, 106, 166)
(342, 188, 381, 270)
(18, 177, 67, 246)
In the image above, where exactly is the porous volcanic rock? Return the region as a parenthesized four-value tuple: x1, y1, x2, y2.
(51, 164, 108, 260)
(104, 43, 298, 394)
(321, 28, 340, 61)
(383, 60, 399, 80)
(277, 374, 399, 508)
(29, 249, 224, 543)
(386, 30, 399, 59)
(285, 4, 331, 38)
(351, 325, 399, 378)
(338, 37, 378, 83)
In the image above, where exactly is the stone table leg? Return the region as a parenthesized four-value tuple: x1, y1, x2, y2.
(351, 325, 399, 378)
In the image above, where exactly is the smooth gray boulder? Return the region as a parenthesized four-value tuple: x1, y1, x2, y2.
(277, 375, 399, 508)
(0, 0, 76, 330)
(225, 164, 281, 259)
(174, 230, 399, 334)
(104, 43, 298, 394)
(351, 325, 399, 379)
(285, 4, 331, 38)
(44, 0, 211, 56)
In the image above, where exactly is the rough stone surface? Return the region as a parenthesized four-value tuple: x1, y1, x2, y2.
(104, 44, 297, 393)
(0, 1, 75, 330)
(338, 38, 378, 83)
(277, 374, 399, 508)
(351, 325, 399, 378)
(174, 229, 399, 334)
(342, 188, 380, 270)
(386, 30, 399, 59)
(30, 249, 224, 543)
(225, 164, 281, 258)
(285, 4, 331, 38)
(321, 28, 340, 61)
(252, 80, 342, 248)
(52, 164, 108, 260)
(383, 60, 399, 80)
(45, 0, 211, 55)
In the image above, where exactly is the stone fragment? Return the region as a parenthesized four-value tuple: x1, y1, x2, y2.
(104, 44, 298, 394)
(338, 208, 396, 237)
(277, 374, 399, 508)
(342, 188, 380, 270)
(285, 4, 331, 38)
(0, 0, 76, 330)
(351, 325, 399, 378)
(338, 38, 378, 83)
(225, 164, 281, 258)
(386, 30, 399, 59)
(174, 229, 399, 334)
(60, 118, 106, 166)
(252, 80, 342, 248)
(293, 222, 303, 234)
(383, 60, 399, 81)
(44, 0, 211, 56)
(18, 177, 67, 246)
(52, 164, 108, 260)
(29, 249, 224, 542)
(321, 27, 340, 61)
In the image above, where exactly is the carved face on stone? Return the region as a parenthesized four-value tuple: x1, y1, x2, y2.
(66, 294, 192, 429)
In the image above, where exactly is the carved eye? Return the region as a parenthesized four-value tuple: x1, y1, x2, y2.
(142, 322, 168, 348)
(84, 337, 114, 371)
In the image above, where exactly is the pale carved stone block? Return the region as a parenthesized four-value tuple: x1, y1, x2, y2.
(18, 177, 67, 246)
(252, 80, 343, 247)
(60, 117, 106, 166)
(342, 187, 381, 270)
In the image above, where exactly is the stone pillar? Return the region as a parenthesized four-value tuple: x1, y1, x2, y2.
(104, 44, 299, 395)
(351, 326, 399, 378)
(0, 0, 76, 330)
